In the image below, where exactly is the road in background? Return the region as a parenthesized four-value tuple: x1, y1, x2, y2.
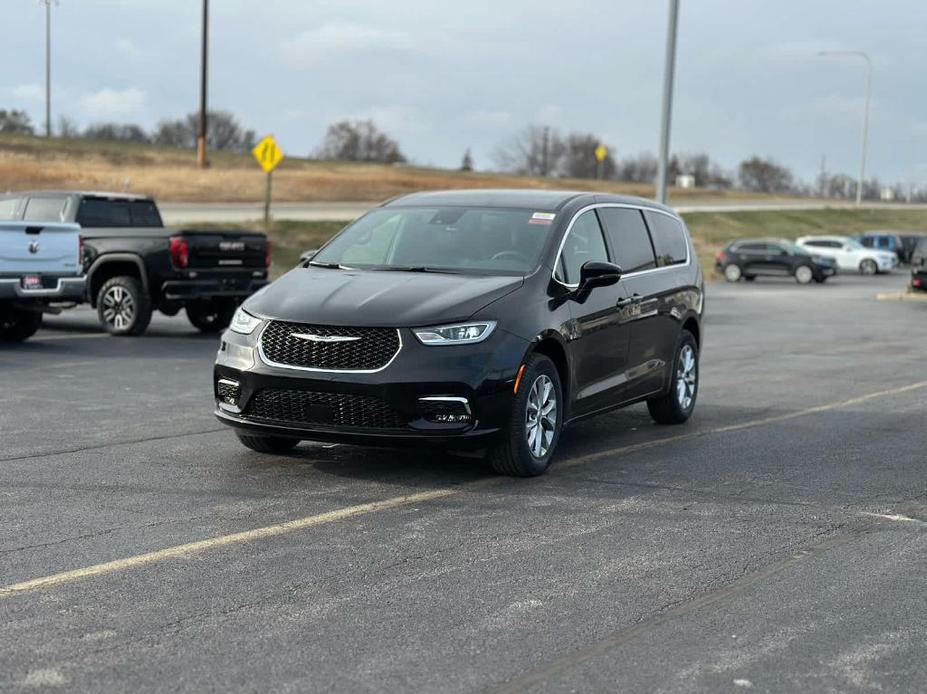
(1, 273, 925, 692)
(159, 199, 927, 225)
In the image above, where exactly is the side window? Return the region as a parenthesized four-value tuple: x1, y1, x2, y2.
(878, 237, 890, 248)
(804, 240, 824, 248)
(736, 242, 764, 253)
(76, 199, 131, 227)
(0, 196, 23, 220)
(643, 210, 688, 267)
(598, 208, 656, 273)
(860, 238, 873, 248)
(557, 210, 609, 284)
(23, 196, 68, 222)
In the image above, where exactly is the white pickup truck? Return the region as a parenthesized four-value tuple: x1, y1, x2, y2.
(0, 221, 85, 341)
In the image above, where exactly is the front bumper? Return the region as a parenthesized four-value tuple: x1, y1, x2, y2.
(213, 324, 531, 448)
(0, 276, 86, 303)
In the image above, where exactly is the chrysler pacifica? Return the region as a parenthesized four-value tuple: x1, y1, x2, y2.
(214, 190, 704, 476)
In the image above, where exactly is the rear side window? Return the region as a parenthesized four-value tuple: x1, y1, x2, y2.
(0, 196, 23, 220)
(735, 242, 765, 252)
(598, 208, 656, 273)
(75, 199, 162, 227)
(643, 211, 688, 266)
(557, 210, 609, 284)
(23, 196, 68, 222)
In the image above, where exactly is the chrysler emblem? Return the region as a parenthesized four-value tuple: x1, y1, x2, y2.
(28, 241, 40, 254)
(291, 333, 361, 343)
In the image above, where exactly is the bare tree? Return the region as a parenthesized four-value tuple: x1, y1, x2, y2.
(492, 125, 565, 177)
(460, 148, 474, 172)
(153, 110, 255, 152)
(616, 152, 659, 183)
(315, 120, 406, 164)
(56, 115, 80, 138)
(0, 109, 35, 135)
(561, 133, 616, 180)
(83, 122, 149, 143)
(737, 156, 794, 194)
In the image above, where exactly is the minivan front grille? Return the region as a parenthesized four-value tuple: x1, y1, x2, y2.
(260, 321, 400, 371)
(246, 389, 405, 430)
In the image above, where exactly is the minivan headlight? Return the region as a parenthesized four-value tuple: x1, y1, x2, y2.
(230, 307, 262, 335)
(413, 321, 496, 345)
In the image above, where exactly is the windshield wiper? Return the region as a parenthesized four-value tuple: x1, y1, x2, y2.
(375, 265, 460, 274)
(308, 260, 348, 269)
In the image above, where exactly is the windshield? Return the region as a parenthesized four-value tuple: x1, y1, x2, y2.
(843, 239, 865, 250)
(311, 206, 554, 274)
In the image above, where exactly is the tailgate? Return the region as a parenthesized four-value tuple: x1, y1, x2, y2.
(0, 222, 81, 274)
(182, 230, 267, 269)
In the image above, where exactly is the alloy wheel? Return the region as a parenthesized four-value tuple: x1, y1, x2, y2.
(525, 374, 557, 459)
(101, 286, 136, 331)
(795, 265, 813, 284)
(724, 264, 742, 282)
(676, 344, 697, 410)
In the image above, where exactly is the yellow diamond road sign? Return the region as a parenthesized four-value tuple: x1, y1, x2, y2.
(595, 144, 608, 162)
(253, 135, 284, 173)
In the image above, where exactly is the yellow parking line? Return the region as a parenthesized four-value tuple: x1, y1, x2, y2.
(0, 489, 454, 598)
(30, 333, 109, 341)
(2, 380, 925, 599)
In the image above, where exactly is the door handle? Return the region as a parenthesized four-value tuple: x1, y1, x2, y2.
(616, 294, 642, 308)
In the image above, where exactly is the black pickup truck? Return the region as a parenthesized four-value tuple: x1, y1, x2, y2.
(0, 191, 269, 335)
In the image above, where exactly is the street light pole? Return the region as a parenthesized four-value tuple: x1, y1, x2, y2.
(819, 51, 871, 206)
(196, 0, 209, 168)
(655, 0, 679, 205)
(42, 0, 53, 137)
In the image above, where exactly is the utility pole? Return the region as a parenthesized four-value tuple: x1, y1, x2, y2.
(655, 0, 679, 204)
(196, 0, 209, 168)
(818, 51, 871, 206)
(541, 126, 550, 177)
(41, 0, 54, 137)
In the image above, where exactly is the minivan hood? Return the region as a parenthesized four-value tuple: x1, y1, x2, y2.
(245, 267, 524, 327)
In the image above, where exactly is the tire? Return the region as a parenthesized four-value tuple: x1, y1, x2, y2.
(723, 264, 743, 282)
(488, 353, 563, 477)
(97, 275, 152, 336)
(186, 299, 236, 333)
(744, 275, 757, 282)
(0, 306, 42, 342)
(647, 330, 699, 425)
(859, 259, 878, 275)
(794, 265, 814, 284)
(236, 432, 300, 453)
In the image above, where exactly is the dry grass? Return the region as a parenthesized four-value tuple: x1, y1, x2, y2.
(2, 133, 767, 203)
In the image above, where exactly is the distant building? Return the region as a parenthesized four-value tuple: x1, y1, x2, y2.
(676, 174, 695, 189)
(880, 187, 895, 201)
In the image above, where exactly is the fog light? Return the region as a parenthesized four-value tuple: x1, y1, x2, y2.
(217, 378, 242, 413)
(418, 396, 472, 425)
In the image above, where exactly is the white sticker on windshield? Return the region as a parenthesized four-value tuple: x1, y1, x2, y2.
(529, 212, 556, 225)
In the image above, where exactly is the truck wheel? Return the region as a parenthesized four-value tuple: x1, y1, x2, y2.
(0, 306, 42, 342)
(97, 276, 152, 336)
(487, 353, 563, 477)
(235, 432, 299, 453)
(186, 299, 236, 333)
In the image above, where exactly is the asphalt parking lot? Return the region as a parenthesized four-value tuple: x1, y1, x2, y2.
(1, 272, 925, 693)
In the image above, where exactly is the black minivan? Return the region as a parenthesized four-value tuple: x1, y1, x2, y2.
(214, 190, 704, 476)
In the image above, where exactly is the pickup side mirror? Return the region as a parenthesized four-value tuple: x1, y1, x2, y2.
(574, 260, 622, 301)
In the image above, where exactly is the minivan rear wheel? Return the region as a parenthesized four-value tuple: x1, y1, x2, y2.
(488, 353, 562, 477)
(647, 331, 698, 425)
(236, 432, 300, 453)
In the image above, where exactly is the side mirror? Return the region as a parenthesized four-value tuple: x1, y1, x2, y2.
(575, 260, 622, 300)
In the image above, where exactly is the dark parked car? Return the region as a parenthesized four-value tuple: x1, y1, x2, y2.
(0, 191, 269, 335)
(715, 238, 836, 284)
(214, 190, 704, 476)
(899, 233, 926, 265)
(911, 237, 927, 292)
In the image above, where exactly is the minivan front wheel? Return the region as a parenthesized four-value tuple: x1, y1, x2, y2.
(648, 331, 698, 425)
(489, 353, 563, 477)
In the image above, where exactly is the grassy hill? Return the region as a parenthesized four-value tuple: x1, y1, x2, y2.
(1, 133, 771, 203)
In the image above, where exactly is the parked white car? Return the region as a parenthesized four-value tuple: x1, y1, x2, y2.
(795, 235, 898, 275)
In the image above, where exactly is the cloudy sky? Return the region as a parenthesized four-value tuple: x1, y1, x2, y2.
(3, 0, 926, 183)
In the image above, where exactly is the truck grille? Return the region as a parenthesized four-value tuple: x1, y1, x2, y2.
(260, 321, 400, 371)
(246, 389, 405, 430)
